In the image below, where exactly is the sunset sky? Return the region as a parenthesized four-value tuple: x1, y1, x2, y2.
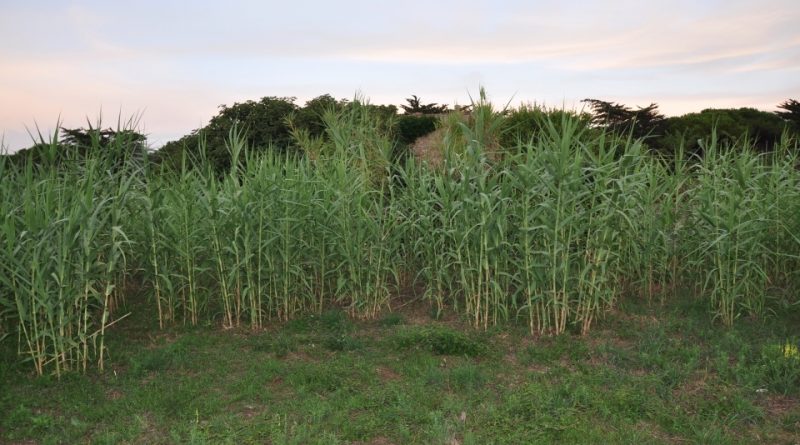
(1, 0, 798, 152)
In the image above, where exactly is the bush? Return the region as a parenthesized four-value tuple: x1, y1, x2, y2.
(661, 108, 793, 155)
(395, 114, 438, 146)
(501, 105, 592, 151)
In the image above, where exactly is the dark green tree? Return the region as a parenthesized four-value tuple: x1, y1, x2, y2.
(290, 94, 348, 138)
(776, 99, 800, 127)
(582, 99, 666, 140)
(207, 96, 299, 151)
(662, 108, 792, 154)
(155, 95, 400, 174)
(6, 123, 148, 171)
(401, 95, 449, 114)
(156, 96, 299, 173)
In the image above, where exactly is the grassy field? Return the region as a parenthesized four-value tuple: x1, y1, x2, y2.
(2, 294, 798, 444)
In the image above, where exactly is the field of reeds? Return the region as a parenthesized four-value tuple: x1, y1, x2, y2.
(1, 96, 799, 378)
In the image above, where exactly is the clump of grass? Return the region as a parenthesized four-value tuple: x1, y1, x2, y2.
(0, 122, 136, 376)
(520, 336, 590, 366)
(378, 312, 405, 327)
(391, 326, 488, 357)
(319, 309, 352, 333)
(758, 338, 800, 395)
(448, 363, 486, 391)
(321, 334, 362, 352)
(318, 309, 362, 351)
(129, 340, 190, 376)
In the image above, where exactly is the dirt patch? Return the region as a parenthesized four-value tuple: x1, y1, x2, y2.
(410, 128, 446, 169)
(283, 351, 318, 363)
(525, 363, 550, 374)
(143, 332, 181, 348)
(587, 329, 634, 349)
(503, 352, 518, 367)
(105, 389, 124, 401)
(627, 368, 650, 377)
(404, 302, 435, 326)
(353, 437, 396, 445)
(235, 403, 264, 420)
(375, 366, 401, 382)
(609, 309, 660, 328)
(756, 392, 799, 417)
(132, 412, 167, 445)
(633, 420, 688, 444)
(671, 371, 712, 399)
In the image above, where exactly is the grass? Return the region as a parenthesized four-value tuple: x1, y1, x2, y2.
(1, 296, 798, 445)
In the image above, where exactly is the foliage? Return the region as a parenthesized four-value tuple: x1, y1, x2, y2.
(207, 96, 299, 151)
(395, 114, 438, 146)
(391, 326, 488, 357)
(662, 107, 792, 154)
(434, 87, 510, 163)
(400, 95, 448, 114)
(0, 133, 136, 375)
(313, 97, 398, 188)
(156, 95, 401, 174)
(501, 103, 592, 149)
(776, 98, 800, 127)
(3, 93, 800, 377)
(582, 98, 666, 140)
(6, 120, 148, 171)
(288, 94, 348, 138)
(156, 96, 300, 174)
(758, 338, 800, 395)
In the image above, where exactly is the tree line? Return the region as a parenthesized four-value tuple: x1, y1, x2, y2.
(4, 95, 799, 173)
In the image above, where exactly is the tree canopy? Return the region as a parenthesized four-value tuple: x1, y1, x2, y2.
(776, 99, 800, 127)
(662, 107, 790, 154)
(10, 93, 799, 174)
(6, 124, 148, 171)
(156, 96, 301, 173)
(401, 95, 449, 115)
(582, 98, 666, 140)
(155, 95, 401, 174)
(501, 104, 592, 149)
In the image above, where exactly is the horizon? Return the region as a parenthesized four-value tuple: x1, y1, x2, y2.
(0, 95, 791, 154)
(2, 0, 798, 153)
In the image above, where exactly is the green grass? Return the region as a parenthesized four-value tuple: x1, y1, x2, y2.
(2, 297, 798, 444)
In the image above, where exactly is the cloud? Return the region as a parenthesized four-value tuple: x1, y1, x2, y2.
(328, 4, 798, 75)
(5, 0, 797, 74)
(1, 0, 798, 152)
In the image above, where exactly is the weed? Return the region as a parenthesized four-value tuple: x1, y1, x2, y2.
(391, 326, 488, 357)
(759, 338, 800, 395)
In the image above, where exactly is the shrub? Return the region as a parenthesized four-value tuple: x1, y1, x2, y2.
(395, 114, 438, 146)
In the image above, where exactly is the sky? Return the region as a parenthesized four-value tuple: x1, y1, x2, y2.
(1, 0, 798, 152)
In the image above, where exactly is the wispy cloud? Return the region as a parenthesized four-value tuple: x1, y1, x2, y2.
(1, 0, 798, 151)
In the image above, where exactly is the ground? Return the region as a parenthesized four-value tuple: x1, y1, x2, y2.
(1, 295, 798, 444)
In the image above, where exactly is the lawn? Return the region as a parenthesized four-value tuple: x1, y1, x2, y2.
(2, 295, 798, 444)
